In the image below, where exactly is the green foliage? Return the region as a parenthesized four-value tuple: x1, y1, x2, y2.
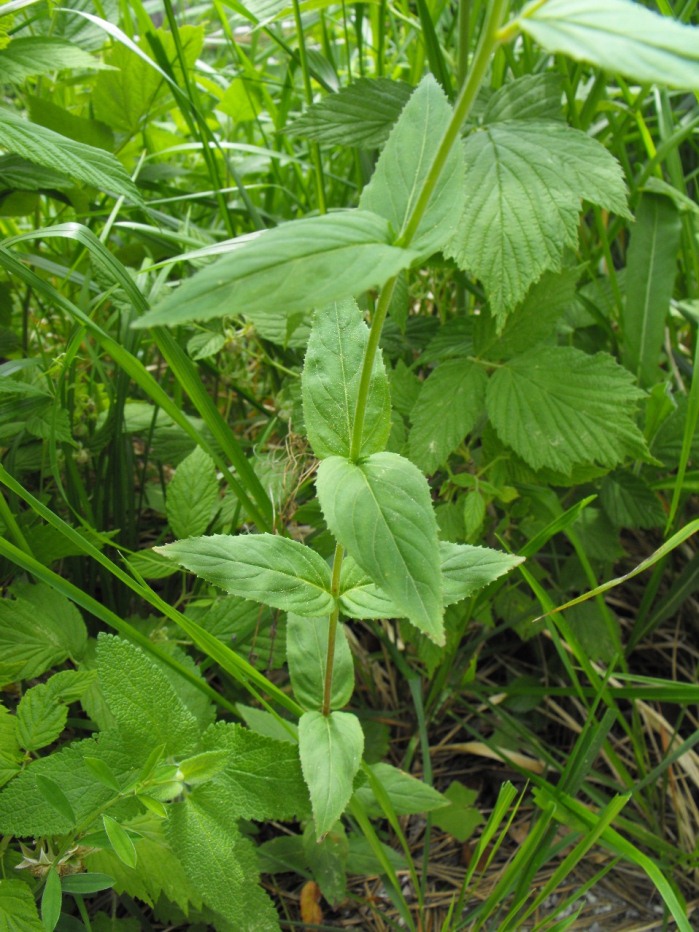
(166, 445, 219, 539)
(0, 879, 42, 932)
(287, 614, 355, 710)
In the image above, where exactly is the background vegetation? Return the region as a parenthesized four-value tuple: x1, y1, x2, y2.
(0, 0, 698, 929)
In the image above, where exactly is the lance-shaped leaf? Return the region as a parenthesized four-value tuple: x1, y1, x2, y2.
(360, 74, 466, 258)
(518, 0, 699, 90)
(302, 298, 391, 459)
(286, 77, 413, 149)
(0, 107, 140, 202)
(156, 533, 334, 617)
(299, 711, 364, 839)
(339, 543, 522, 618)
(134, 210, 417, 329)
(317, 453, 444, 644)
(486, 346, 647, 474)
(287, 615, 355, 711)
(445, 120, 629, 323)
(622, 193, 681, 387)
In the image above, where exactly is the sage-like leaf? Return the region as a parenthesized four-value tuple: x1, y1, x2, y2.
(287, 615, 355, 711)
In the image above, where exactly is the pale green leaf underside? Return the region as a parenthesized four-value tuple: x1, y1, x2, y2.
(286, 77, 413, 149)
(339, 542, 522, 619)
(518, 0, 699, 90)
(166, 445, 219, 539)
(408, 359, 488, 473)
(287, 615, 354, 711)
(0, 107, 140, 202)
(317, 453, 444, 644)
(299, 710, 364, 839)
(135, 211, 417, 329)
(302, 298, 391, 459)
(360, 74, 466, 258)
(157, 532, 334, 616)
(486, 346, 647, 474)
(1, 37, 106, 83)
(445, 120, 629, 321)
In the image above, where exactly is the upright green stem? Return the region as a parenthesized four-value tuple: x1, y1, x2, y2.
(322, 543, 345, 716)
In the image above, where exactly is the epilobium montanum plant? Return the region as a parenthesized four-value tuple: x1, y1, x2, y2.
(1, 0, 699, 929)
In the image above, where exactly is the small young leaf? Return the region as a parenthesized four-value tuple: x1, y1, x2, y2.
(430, 781, 484, 842)
(166, 445, 219, 539)
(317, 453, 444, 644)
(60, 874, 116, 895)
(360, 74, 466, 258)
(622, 193, 681, 387)
(103, 815, 138, 869)
(486, 346, 647, 474)
(446, 121, 629, 322)
(134, 211, 417, 330)
(287, 615, 354, 711)
(16, 685, 68, 752)
(41, 868, 62, 932)
(408, 360, 488, 473)
(35, 775, 76, 826)
(518, 0, 699, 90)
(84, 757, 122, 792)
(177, 750, 229, 786)
(299, 710, 364, 839)
(353, 763, 449, 818)
(302, 298, 391, 459)
(157, 533, 334, 617)
(286, 77, 413, 149)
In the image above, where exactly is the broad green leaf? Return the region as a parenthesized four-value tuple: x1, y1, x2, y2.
(287, 614, 354, 711)
(134, 211, 417, 330)
(408, 360, 488, 473)
(299, 710, 364, 839)
(168, 795, 280, 932)
(97, 635, 199, 757)
(302, 822, 348, 905)
(483, 73, 564, 124)
(0, 107, 140, 202)
(345, 836, 407, 875)
(360, 74, 466, 257)
(16, 684, 68, 752)
(302, 298, 391, 459)
(474, 268, 580, 360)
(166, 445, 219, 539)
(0, 37, 105, 84)
(353, 763, 448, 818)
(0, 879, 43, 932)
(286, 77, 413, 149)
(486, 346, 647, 474)
(28, 97, 114, 151)
(600, 471, 665, 529)
(0, 704, 20, 789)
(157, 533, 334, 617)
(518, 0, 699, 90)
(317, 453, 444, 644)
(0, 582, 87, 687)
(195, 722, 309, 821)
(446, 121, 629, 322)
(622, 194, 681, 387)
(430, 781, 484, 842)
(103, 815, 137, 869)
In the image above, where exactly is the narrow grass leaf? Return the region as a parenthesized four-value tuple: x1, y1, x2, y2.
(517, 0, 699, 90)
(317, 453, 444, 643)
(299, 710, 364, 839)
(157, 533, 334, 616)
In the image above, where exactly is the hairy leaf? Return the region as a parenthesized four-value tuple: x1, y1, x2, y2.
(408, 360, 488, 473)
(486, 346, 647, 473)
(135, 211, 417, 330)
(302, 298, 391, 459)
(0, 107, 140, 202)
(157, 533, 334, 616)
(483, 73, 564, 124)
(1, 37, 105, 83)
(166, 445, 219, 539)
(299, 710, 364, 839)
(518, 0, 699, 90)
(0, 879, 42, 932)
(286, 77, 413, 148)
(287, 615, 354, 711)
(97, 635, 199, 757)
(317, 453, 444, 644)
(360, 74, 466, 257)
(16, 685, 68, 752)
(622, 193, 681, 387)
(446, 120, 629, 322)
